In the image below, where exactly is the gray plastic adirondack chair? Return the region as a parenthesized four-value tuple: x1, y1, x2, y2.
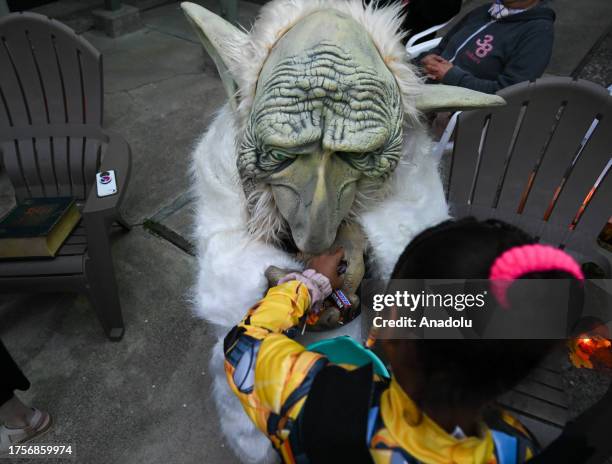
(447, 76, 611, 446)
(0, 12, 131, 341)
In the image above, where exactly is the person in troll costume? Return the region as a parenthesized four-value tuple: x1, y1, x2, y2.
(181, 1, 504, 461)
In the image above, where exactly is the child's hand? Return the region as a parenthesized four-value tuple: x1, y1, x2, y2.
(308, 247, 345, 290)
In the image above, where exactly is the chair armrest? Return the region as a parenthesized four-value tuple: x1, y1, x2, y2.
(432, 111, 461, 162)
(83, 131, 132, 218)
(407, 37, 443, 59)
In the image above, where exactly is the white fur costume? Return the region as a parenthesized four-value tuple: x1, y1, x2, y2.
(192, 106, 447, 463)
(185, 0, 502, 461)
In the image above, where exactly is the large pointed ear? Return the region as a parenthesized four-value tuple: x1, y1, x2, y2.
(181, 2, 247, 110)
(416, 84, 505, 113)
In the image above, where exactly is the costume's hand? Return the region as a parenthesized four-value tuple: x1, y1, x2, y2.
(307, 223, 366, 329)
(307, 247, 345, 290)
(297, 222, 366, 330)
(332, 222, 366, 301)
(264, 265, 298, 287)
(424, 56, 453, 81)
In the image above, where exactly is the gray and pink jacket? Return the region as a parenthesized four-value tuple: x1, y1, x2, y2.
(419, 2, 555, 94)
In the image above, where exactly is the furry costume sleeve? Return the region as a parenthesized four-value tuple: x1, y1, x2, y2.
(191, 106, 302, 327)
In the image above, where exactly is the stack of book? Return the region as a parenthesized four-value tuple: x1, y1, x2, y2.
(0, 198, 81, 259)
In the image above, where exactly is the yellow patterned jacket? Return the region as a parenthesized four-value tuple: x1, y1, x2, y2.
(223, 280, 537, 463)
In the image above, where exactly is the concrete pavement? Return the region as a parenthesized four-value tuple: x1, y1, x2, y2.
(1, 228, 235, 462)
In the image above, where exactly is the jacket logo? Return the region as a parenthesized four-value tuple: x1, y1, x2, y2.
(475, 34, 494, 58)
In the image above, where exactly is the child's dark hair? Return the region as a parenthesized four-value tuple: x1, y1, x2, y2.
(388, 217, 580, 409)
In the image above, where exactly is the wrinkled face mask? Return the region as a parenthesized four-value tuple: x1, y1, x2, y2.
(182, 2, 504, 256)
(238, 11, 404, 253)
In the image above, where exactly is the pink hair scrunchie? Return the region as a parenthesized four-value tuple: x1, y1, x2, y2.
(489, 244, 584, 309)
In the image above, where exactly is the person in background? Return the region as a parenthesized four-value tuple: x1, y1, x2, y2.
(368, 0, 462, 43)
(222, 218, 585, 463)
(418, 0, 555, 94)
(0, 340, 52, 451)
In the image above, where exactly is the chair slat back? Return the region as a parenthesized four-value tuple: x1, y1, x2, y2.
(0, 12, 103, 201)
(449, 77, 611, 266)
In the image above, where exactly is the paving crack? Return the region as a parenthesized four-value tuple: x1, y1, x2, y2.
(150, 190, 195, 223)
(143, 219, 195, 256)
(105, 71, 204, 96)
(143, 23, 200, 45)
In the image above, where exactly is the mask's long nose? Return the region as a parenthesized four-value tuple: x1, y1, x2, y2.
(269, 151, 358, 254)
(295, 152, 340, 252)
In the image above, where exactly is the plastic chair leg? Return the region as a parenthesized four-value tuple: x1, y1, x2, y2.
(84, 213, 125, 341)
(87, 279, 125, 341)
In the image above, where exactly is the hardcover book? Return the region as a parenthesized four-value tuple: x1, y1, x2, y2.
(0, 197, 81, 258)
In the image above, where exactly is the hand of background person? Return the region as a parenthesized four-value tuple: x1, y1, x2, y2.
(307, 247, 345, 290)
(422, 55, 453, 81)
(420, 53, 440, 67)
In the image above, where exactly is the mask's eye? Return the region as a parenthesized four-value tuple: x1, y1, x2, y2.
(259, 148, 298, 172)
(337, 151, 373, 171)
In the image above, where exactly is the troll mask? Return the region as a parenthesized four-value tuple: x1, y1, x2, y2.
(182, 1, 503, 322)
(184, 3, 501, 254)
